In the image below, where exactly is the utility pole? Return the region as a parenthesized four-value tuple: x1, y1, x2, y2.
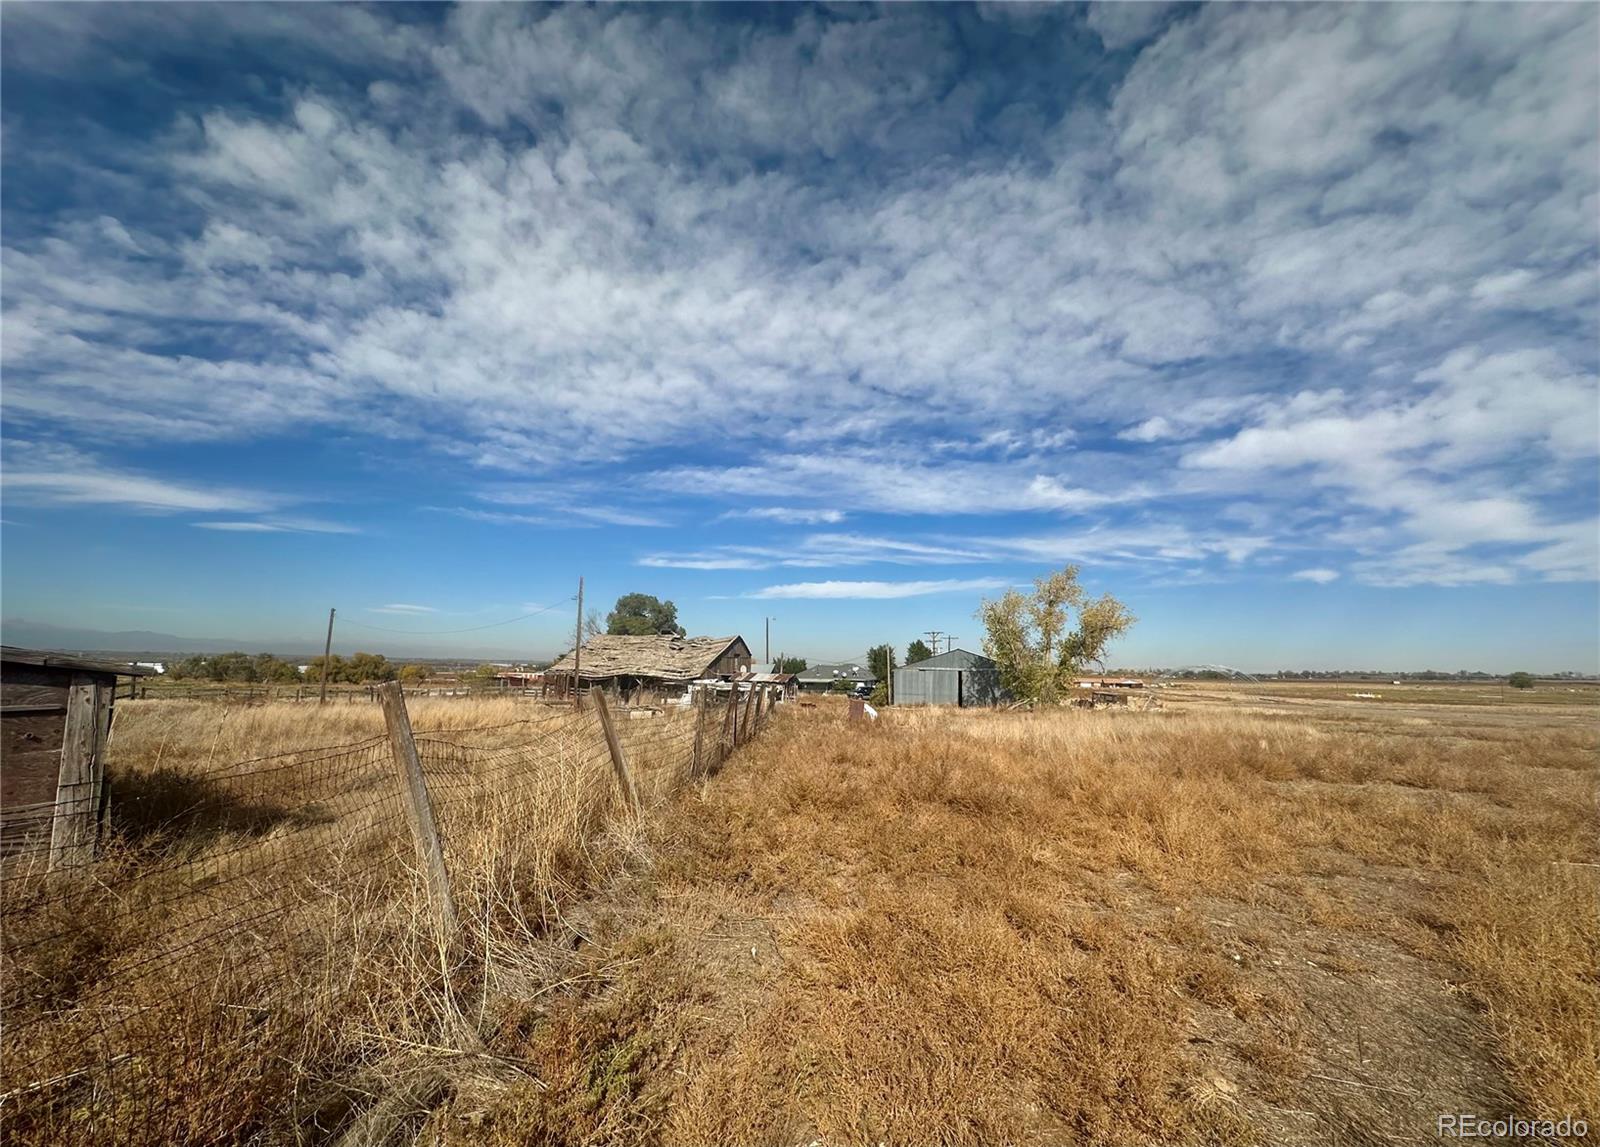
(925, 630, 942, 657)
(887, 641, 893, 706)
(945, 635, 958, 654)
(765, 617, 771, 665)
(318, 608, 336, 705)
(573, 576, 584, 710)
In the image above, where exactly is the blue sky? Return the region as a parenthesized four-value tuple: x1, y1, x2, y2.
(2, 3, 1597, 670)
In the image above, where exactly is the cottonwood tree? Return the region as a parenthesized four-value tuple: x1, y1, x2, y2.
(606, 593, 687, 636)
(978, 566, 1135, 705)
(1508, 671, 1535, 690)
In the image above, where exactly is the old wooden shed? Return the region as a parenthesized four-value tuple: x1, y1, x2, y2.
(1, 646, 155, 866)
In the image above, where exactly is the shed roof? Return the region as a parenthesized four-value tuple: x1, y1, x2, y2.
(546, 635, 749, 683)
(0, 646, 159, 677)
(899, 648, 996, 671)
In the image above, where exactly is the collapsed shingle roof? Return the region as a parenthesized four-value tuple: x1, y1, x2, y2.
(546, 634, 748, 683)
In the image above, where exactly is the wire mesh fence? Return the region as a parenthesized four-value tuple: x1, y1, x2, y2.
(0, 685, 778, 1146)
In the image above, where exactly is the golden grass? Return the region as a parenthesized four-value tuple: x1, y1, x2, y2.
(446, 696, 1598, 1145)
(6, 692, 1595, 1144)
(1, 696, 719, 1145)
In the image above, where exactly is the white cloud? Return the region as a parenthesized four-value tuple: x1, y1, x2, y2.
(718, 507, 847, 525)
(0, 5, 1594, 590)
(2, 442, 279, 514)
(747, 577, 1009, 600)
(1291, 568, 1340, 584)
(1086, 2, 1180, 50)
(371, 603, 436, 615)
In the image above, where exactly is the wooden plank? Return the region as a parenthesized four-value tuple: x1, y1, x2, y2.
(1, 703, 69, 716)
(590, 690, 639, 812)
(377, 682, 459, 940)
(1, 648, 154, 676)
(1, 680, 71, 707)
(49, 675, 107, 869)
(752, 684, 766, 731)
(740, 685, 756, 743)
(725, 685, 741, 748)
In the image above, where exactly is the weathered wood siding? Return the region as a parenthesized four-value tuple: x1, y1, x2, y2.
(1, 664, 71, 850)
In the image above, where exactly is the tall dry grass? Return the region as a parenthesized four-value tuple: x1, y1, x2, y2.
(1, 695, 721, 1145)
(447, 698, 1598, 1145)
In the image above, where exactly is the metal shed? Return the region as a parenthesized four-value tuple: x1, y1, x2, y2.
(1, 646, 155, 866)
(893, 648, 1006, 707)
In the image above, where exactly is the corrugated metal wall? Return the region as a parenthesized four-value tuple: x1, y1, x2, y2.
(892, 667, 1003, 707)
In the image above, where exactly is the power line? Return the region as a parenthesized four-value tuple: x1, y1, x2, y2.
(339, 597, 576, 636)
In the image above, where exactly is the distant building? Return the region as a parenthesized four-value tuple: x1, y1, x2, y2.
(796, 662, 876, 693)
(546, 634, 752, 702)
(892, 648, 1005, 707)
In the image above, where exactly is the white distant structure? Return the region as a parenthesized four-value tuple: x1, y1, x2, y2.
(134, 661, 166, 674)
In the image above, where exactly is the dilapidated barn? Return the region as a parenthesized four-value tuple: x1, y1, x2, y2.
(1, 647, 155, 865)
(546, 634, 752, 702)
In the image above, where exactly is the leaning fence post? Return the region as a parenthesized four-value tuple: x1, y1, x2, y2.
(752, 683, 766, 733)
(49, 674, 110, 870)
(741, 683, 756, 742)
(590, 690, 640, 812)
(377, 682, 459, 941)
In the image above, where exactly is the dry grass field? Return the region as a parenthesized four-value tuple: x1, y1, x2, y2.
(421, 687, 1599, 1146)
(5, 686, 1596, 1145)
(2, 696, 713, 1146)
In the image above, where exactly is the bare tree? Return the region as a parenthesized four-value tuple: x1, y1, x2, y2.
(977, 566, 1135, 705)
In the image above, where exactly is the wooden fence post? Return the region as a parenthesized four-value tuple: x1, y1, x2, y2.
(591, 690, 640, 812)
(752, 684, 766, 732)
(377, 682, 459, 941)
(725, 684, 741, 748)
(692, 689, 705, 776)
(741, 684, 756, 742)
(49, 674, 110, 870)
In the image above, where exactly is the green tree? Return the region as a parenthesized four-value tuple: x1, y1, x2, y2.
(904, 639, 933, 664)
(1508, 671, 1535, 690)
(977, 565, 1135, 706)
(253, 653, 302, 683)
(774, 656, 807, 674)
(305, 654, 347, 684)
(828, 678, 854, 694)
(171, 655, 210, 679)
(868, 644, 896, 684)
(399, 663, 430, 684)
(346, 652, 396, 683)
(605, 593, 686, 636)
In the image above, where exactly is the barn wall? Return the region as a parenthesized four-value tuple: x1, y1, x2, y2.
(893, 667, 1004, 707)
(1, 664, 71, 850)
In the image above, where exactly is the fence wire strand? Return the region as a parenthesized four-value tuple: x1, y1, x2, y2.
(0, 689, 781, 1146)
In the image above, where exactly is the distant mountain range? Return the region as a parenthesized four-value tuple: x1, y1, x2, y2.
(1, 619, 320, 659)
(0, 619, 532, 662)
